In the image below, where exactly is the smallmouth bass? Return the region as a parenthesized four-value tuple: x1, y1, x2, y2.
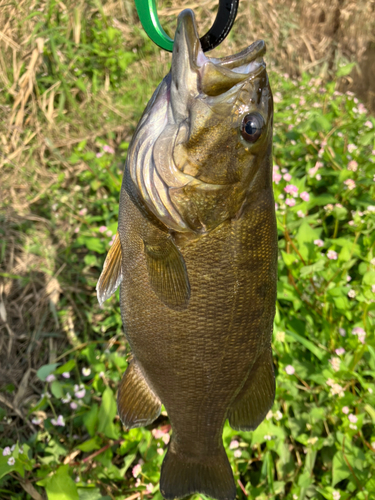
(97, 9, 277, 500)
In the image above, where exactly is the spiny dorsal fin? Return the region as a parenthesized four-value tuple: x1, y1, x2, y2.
(144, 237, 190, 310)
(96, 231, 123, 307)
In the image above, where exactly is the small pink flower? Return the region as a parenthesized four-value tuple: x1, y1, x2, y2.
(329, 357, 340, 372)
(70, 402, 78, 410)
(96, 152, 104, 158)
(74, 227, 80, 233)
(157, 448, 163, 455)
(284, 184, 299, 196)
(335, 348, 345, 356)
(79, 208, 87, 216)
(152, 429, 165, 439)
(348, 414, 358, 423)
(327, 250, 338, 260)
(46, 374, 55, 383)
(234, 449, 242, 458)
(297, 210, 305, 218)
(2, 447, 11, 456)
(344, 179, 356, 190)
(283, 173, 292, 182)
(75, 389, 86, 399)
(348, 289, 356, 298)
(273, 173, 282, 184)
(347, 144, 357, 153)
(162, 434, 170, 445)
(285, 198, 296, 207)
(145, 483, 153, 494)
(347, 276, 351, 282)
(316, 174, 321, 180)
(372, 285, 375, 293)
(51, 415, 65, 427)
(275, 203, 278, 211)
(348, 220, 355, 226)
(103, 145, 115, 154)
(132, 464, 142, 478)
(31, 417, 42, 425)
(342, 406, 349, 414)
(285, 365, 295, 375)
(314, 239, 324, 247)
(348, 160, 358, 172)
(339, 328, 346, 336)
(62, 372, 70, 379)
(229, 440, 239, 449)
(99, 226, 107, 233)
(364, 120, 373, 129)
(300, 191, 310, 202)
(358, 103, 367, 114)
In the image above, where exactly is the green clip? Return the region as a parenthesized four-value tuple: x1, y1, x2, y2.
(134, 0, 174, 52)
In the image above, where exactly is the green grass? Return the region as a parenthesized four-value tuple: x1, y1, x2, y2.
(0, 2, 375, 500)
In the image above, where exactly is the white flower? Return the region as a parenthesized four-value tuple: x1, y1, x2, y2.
(62, 372, 70, 379)
(2, 447, 11, 456)
(46, 374, 55, 383)
(349, 424, 357, 430)
(62, 393, 71, 403)
(285, 365, 295, 375)
(162, 434, 170, 445)
(234, 449, 242, 458)
(264, 435, 272, 441)
(274, 410, 283, 421)
(75, 388, 86, 399)
(333, 490, 341, 500)
(229, 440, 239, 449)
(266, 410, 273, 420)
(348, 289, 356, 298)
(82, 367, 91, 377)
(307, 437, 318, 445)
(329, 357, 340, 372)
(7, 457, 15, 466)
(157, 448, 163, 455)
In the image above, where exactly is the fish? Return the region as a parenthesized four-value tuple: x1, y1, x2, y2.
(97, 8, 277, 500)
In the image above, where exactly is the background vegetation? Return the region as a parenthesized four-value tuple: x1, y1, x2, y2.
(0, 1, 374, 499)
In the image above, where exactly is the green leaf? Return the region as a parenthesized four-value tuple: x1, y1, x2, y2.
(332, 451, 351, 486)
(299, 259, 325, 277)
(77, 437, 102, 453)
(50, 381, 63, 399)
(78, 487, 111, 500)
(38, 465, 79, 500)
(55, 360, 76, 374)
(37, 363, 60, 381)
(336, 62, 356, 77)
(76, 236, 106, 254)
(286, 330, 324, 360)
(281, 250, 297, 266)
(83, 404, 99, 437)
(97, 387, 120, 439)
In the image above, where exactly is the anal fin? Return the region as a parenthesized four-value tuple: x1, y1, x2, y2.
(117, 362, 161, 429)
(228, 349, 275, 431)
(96, 231, 123, 307)
(144, 237, 190, 310)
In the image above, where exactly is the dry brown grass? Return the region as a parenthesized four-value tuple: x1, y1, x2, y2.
(0, 0, 374, 439)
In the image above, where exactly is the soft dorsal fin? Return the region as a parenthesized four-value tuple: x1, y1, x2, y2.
(144, 237, 190, 310)
(96, 231, 123, 307)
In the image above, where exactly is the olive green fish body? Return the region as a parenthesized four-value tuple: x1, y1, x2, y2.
(97, 9, 277, 500)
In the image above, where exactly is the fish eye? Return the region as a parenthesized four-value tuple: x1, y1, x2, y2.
(241, 112, 265, 143)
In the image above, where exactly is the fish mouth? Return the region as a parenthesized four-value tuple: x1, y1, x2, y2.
(173, 9, 266, 97)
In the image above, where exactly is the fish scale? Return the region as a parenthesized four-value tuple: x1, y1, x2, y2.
(97, 9, 277, 500)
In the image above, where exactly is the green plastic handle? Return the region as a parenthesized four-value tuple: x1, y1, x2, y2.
(135, 0, 174, 52)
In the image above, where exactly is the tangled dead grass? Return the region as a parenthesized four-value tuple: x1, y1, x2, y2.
(0, 0, 374, 442)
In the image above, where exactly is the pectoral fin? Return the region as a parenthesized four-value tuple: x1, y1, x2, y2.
(118, 361, 161, 428)
(144, 237, 190, 310)
(96, 232, 123, 307)
(228, 349, 275, 431)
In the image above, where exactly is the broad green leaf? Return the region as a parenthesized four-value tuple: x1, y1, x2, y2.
(37, 363, 60, 381)
(281, 250, 297, 266)
(97, 387, 120, 439)
(332, 451, 351, 486)
(77, 437, 102, 453)
(336, 62, 356, 77)
(55, 360, 76, 374)
(50, 381, 63, 399)
(300, 259, 325, 277)
(83, 404, 99, 437)
(38, 465, 79, 500)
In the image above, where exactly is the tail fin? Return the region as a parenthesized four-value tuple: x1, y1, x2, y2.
(160, 440, 236, 500)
